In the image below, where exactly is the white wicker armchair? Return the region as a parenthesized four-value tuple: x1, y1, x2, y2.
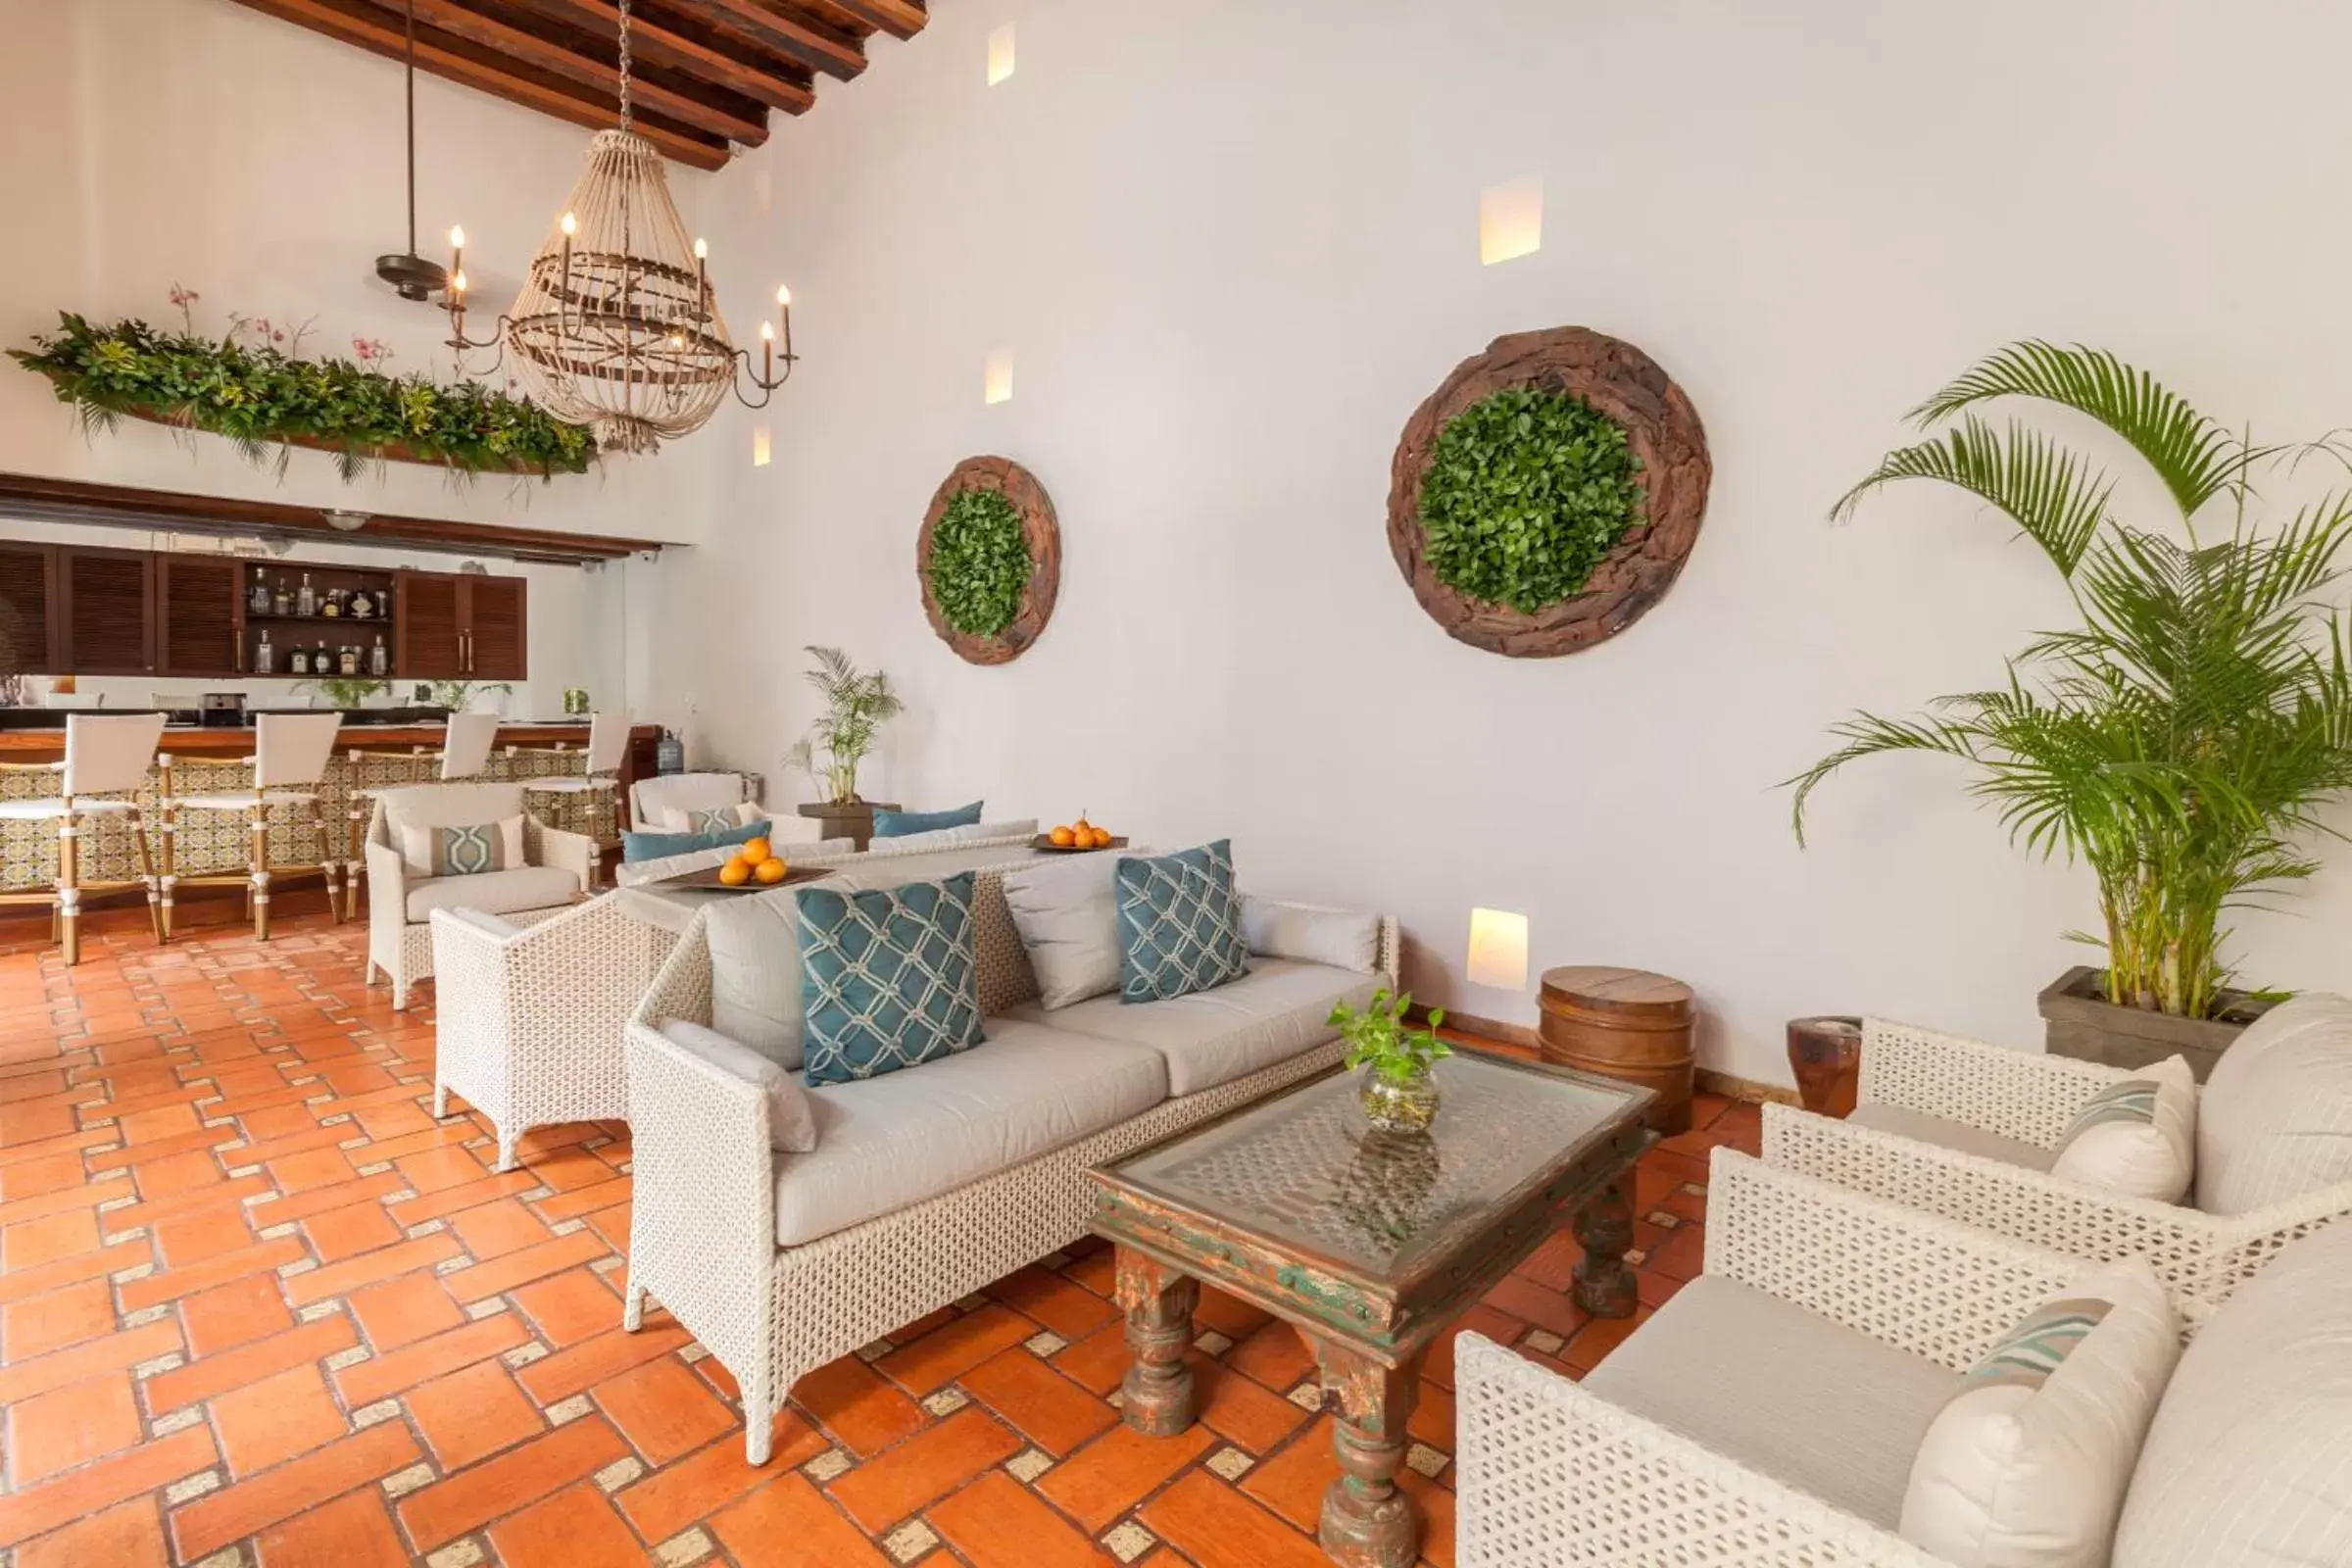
(365, 783, 596, 1009)
(1453, 1149, 2100, 1567)
(1762, 1017, 2352, 1310)
(618, 859, 1401, 1463)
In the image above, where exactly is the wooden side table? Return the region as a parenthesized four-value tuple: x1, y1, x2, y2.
(1090, 1054, 1652, 1568)
(1536, 965, 1696, 1134)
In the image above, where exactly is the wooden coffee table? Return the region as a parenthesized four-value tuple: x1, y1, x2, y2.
(1088, 1052, 1652, 1568)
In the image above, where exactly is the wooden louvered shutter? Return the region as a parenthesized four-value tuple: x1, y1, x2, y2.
(0, 544, 59, 675)
(156, 554, 244, 677)
(395, 569, 464, 679)
(58, 547, 154, 676)
(463, 575, 528, 680)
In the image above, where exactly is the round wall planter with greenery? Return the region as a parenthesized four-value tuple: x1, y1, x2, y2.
(917, 456, 1059, 664)
(1388, 326, 1710, 657)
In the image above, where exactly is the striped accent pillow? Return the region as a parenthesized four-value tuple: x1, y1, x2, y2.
(2049, 1054, 2196, 1203)
(1960, 1297, 2112, 1392)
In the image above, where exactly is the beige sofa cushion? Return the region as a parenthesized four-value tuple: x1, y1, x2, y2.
(377, 781, 529, 835)
(1241, 896, 1382, 973)
(2112, 1218, 2352, 1566)
(1004, 958, 1379, 1097)
(2197, 992, 2352, 1214)
(1583, 1274, 1961, 1530)
(1847, 1103, 2059, 1172)
(774, 1019, 1166, 1246)
(405, 864, 580, 922)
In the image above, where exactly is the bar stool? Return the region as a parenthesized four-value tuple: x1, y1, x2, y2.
(514, 710, 628, 883)
(162, 712, 344, 941)
(0, 714, 169, 964)
(340, 713, 502, 920)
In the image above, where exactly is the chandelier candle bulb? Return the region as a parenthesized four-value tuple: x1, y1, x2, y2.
(777, 284, 793, 360)
(448, 225, 465, 284)
(693, 237, 708, 318)
(760, 318, 774, 381)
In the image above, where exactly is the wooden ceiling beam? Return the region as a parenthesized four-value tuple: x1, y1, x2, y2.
(396, 0, 768, 145)
(825, 0, 924, 41)
(226, 0, 733, 169)
(662, 0, 864, 81)
(514, 0, 815, 116)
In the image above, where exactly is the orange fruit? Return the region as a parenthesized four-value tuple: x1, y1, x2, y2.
(1050, 825, 1076, 848)
(1073, 814, 1093, 835)
(755, 857, 789, 885)
(1092, 828, 1114, 849)
(741, 836, 772, 864)
(717, 858, 752, 886)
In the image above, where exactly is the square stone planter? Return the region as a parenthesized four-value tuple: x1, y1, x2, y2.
(2036, 965, 2278, 1082)
(797, 801, 900, 853)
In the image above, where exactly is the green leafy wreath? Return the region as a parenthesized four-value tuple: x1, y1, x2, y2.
(1418, 387, 1644, 613)
(11, 313, 596, 481)
(926, 486, 1032, 637)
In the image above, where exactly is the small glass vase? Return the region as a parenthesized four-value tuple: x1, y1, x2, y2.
(1358, 1069, 1440, 1135)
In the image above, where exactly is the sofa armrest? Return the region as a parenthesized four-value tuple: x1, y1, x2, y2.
(528, 821, 597, 893)
(1702, 1148, 2085, 1371)
(1453, 1332, 1947, 1566)
(1858, 1016, 2132, 1147)
(366, 839, 411, 932)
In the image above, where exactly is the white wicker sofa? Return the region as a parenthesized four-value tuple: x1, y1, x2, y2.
(365, 782, 596, 1009)
(1455, 1147, 2352, 1567)
(1762, 1004, 2352, 1311)
(619, 841, 1398, 1462)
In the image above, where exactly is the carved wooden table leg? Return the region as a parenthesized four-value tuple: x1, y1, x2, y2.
(1571, 1169, 1638, 1318)
(1312, 1339, 1421, 1568)
(1113, 1247, 1199, 1437)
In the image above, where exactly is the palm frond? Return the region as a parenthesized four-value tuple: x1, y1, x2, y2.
(1829, 414, 2110, 576)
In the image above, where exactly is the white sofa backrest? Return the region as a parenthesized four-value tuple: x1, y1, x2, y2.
(373, 781, 531, 843)
(2197, 991, 2352, 1214)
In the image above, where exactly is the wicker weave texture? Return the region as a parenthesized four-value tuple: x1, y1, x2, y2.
(1858, 1017, 2127, 1148)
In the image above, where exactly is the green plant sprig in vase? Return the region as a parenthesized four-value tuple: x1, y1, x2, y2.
(1332, 989, 1453, 1134)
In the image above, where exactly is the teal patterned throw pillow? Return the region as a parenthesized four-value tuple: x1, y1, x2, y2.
(1115, 841, 1248, 1004)
(796, 871, 987, 1086)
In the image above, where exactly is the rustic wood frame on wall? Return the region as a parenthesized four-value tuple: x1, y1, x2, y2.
(1388, 326, 1711, 658)
(917, 456, 1061, 665)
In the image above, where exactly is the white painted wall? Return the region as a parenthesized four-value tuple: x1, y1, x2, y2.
(663, 0, 2352, 1083)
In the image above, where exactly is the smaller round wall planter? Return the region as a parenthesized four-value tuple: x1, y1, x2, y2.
(917, 456, 1060, 665)
(1388, 326, 1711, 658)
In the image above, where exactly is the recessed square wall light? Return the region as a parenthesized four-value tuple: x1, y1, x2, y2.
(987, 24, 1015, 85)
(752, 425, 771, 466)
(1466, 907, 1531, 991)
(984, 349, 1014, 405)
(1479, 175, 1544, 267)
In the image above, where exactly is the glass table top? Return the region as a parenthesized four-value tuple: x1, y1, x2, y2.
(1105, 1054, 1642, 1283)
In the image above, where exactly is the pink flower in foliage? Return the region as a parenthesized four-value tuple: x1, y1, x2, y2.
(168, 284, 199, 309)
(351, 336, 393, 367)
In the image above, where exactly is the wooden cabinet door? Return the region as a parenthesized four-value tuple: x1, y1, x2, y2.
(394, 569, 464, 679)
(57, 546, 155, 676)
(0, 543, 60, 675)
(156, 554, 245, 678)
(463, 575, 528, 680)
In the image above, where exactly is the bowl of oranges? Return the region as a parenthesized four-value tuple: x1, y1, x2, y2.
(1036, 815, 1126, 853)
(661, 837, 813, 893)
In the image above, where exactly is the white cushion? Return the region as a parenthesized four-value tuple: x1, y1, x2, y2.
(2197, 992, 2352, 1215)
(1001, 850, 1138, 1009)
(652, 800, 761, 833)
(1005, 957, 1379, 1097)
(404, 864, 580, 922)
(660, 1020, 816, 1153)
(880, 818, 1040, 852)
(1584, 1274, 1961, 1529)
(0, 799, 135, 820)
(633, 771, 749, 827)
(1848, 1103, 2059, 1172)
(1899, 1259, 2180, 1567)
(378, 781, 529, 834)
(398, 815, 526, 879)
(2047, 1055, 2196, 1204)
(172, 789, 318, 810)
(1241, 895, 1381, 973)
(2112, 1219, 2352, 1567)
(774, 1019, 1166, 1246)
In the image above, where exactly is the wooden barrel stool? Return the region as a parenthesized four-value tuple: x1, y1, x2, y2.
(1537, 966, 1697, 1135)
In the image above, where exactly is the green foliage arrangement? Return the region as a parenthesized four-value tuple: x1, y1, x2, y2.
(10, 312, 596, 481)
(1791, 342, 2352, 1020)
(1419, 387, 1645, 613)
(1331, 989, 1453, 1085)
(927, 487, 1032, 637)
(786, 646, 904, 805)
(298, 676, 390, 710)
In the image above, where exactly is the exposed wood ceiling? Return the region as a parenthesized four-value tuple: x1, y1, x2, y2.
(226, 0, 930, 172)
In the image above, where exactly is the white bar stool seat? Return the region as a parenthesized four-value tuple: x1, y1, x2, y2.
(162, 712, 346, 942)
(0, 713, 170, 963)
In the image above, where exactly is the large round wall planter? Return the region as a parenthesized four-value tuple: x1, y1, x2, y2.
(1388, 326, 1711, 658)
(917, 456, 1060, 665)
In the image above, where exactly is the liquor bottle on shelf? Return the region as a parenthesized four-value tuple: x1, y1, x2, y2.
(295, 574, 316, 617)
(374, 588, 391, 618)
(314, 640, 329, 674)
(289, 644, 309, 676)
(339, 646, 359, 676)
(273, 578, 292, 615)
(249, 571, 272, 615)
(368, 636, 388, 677)
(321, 590, 341, 618)
(255, 629, 273, 674)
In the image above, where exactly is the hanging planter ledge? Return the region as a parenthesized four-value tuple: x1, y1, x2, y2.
(11, 314, 597, 480)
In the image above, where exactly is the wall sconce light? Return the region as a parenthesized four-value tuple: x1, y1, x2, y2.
(752, 426, 771, 466)
(1479, 175, 1544, 267)
(984, 348, 1015, 405)
(1466, 906, 1531, 991)
(988, 24, 1016, 85)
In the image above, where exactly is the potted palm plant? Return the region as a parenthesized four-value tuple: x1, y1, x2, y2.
(1791, 343, 2352, 1075)
(786, 646, 905, 849)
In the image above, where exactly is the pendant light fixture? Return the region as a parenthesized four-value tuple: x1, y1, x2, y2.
(373, 0, 449, 302)
(439, 0, 795, 455)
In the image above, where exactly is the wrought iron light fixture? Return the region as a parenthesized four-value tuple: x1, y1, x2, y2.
(438, 0, 795, 454)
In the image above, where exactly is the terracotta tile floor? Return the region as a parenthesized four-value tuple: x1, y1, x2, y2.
(0, 909, 1759, 1567)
